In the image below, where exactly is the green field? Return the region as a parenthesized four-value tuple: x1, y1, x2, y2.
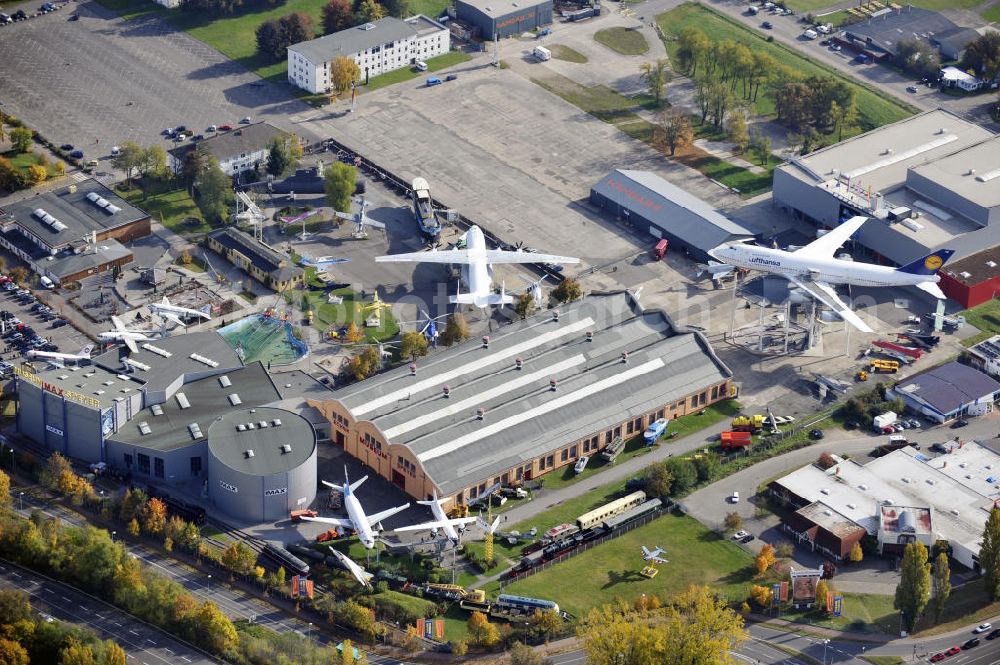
(959, 298, 1000, 347)
(364, 52, 472, 92)
(500, 512, 754, 617)
(594, 27, 650, 56)
(549, 44, 589, 63)
(983, 4, 1000, 22)
(782, 0, 838, 11)
(4, 150, 61, 180)
(282, 287, 400, 340)
(781, 592, 897, 633)
(657, 3, 915, 133)
(115, 182, 213, 235)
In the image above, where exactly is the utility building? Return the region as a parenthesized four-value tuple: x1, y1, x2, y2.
(589, 169, 755, 262)
(455, 0, 553, 39)
(308, 292, 734, 504)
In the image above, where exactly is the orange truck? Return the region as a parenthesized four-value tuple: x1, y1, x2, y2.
(290, 509, 318, 522)
(317, 528, 339, 542)
(720, 431, 752, 450)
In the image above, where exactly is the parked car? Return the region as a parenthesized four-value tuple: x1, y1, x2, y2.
(906, 85, 918, 93)
(946, 646, 962, 655)
(68, 13, 79, 20)
(761, 20, 772, 28)
(207, 124, 217, 132)
(60, 143, 74, 151)
(445, 73, 458, 81)
(830, 44, 841, 51)
(218, 124, 233, 131)
(13, 10, 28, 20)
(809, 429, 824, 439)
(929, 653, 946, 662)
(987, 629, 1000, 640)
(963, 639, 980, 649)
(974, 623, 992, 634)
(69, 149, 84, 159)
(731, 530, 750, 540)
(426, 77, 443, 87)
(952, 419, 969, 429)
(51, 319, 68, 328)
(240, 116, 251, 124)
(0, 12, 12, 23)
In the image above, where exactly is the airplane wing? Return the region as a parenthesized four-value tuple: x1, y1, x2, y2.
(366, 503, 410, 527)
(160, 311, 186, 327)
(300, 515, 354, 529)
(332, 211, 356, 222)
(789, 277, 874, 333)
(641, 546, 652, 556)
(793, 216, 868, 259)
(483, 250, 580, 265)
(649, 555, 669, 564)
(394, 517, 478, 533)
(111, 315, 126, 332)
(364, 218, 386, 229)
(123, 336, 139, 354)
(375, 250, 471, 264)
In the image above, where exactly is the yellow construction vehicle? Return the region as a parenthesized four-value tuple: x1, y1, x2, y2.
(447, 504, 469, 519)
(731, 414, 766, 433)
(870, 359, 900, 374)
(856, 370, 869, 381)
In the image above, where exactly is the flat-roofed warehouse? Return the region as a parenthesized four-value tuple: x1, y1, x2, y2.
(772, 110, 1000, 305)
(308, 292, 734, 503)
(455, 0, 553, 39)
(589, 169, 755, 262)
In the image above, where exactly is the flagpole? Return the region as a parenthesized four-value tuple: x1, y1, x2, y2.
(350, 82, 356, 113)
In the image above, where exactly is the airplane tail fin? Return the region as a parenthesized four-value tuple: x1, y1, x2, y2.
(80, 344, 94, 356)
(349, 475, 367, 493)
(897, 250, 954, 275)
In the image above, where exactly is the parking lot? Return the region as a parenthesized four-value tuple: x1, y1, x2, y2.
(0, 0, 315, 165)
(0, 280, 95, 369)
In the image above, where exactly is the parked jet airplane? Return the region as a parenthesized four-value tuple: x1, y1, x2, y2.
(375, 225, 579, 309)
(148, 296, 212, 328)
(393, 491, 478, 546)
(641, 545, 668, 564)
(300, 467, 410, 549)
(298, 254, 352, 269)
(707, 216, 954, 333)
(27, 344, 94, 368)
(325, 547, 374, 588)
(99, 316, 157, 353)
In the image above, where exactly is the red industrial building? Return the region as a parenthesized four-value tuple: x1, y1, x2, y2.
(939, 247, 1000, 308)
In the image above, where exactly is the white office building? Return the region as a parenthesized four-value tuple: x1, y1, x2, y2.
(287, 16, 450, 94)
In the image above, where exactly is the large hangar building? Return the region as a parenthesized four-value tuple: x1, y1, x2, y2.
(15, 333, 321, 523)
(308, 292, 734, 504)
(455, 0, 552, 39)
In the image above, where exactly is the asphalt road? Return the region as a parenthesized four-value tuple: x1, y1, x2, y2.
(0, 560, 219, 665)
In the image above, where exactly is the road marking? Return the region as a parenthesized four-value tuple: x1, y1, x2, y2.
(163, 648, 173, 655)
(96, 614, 105, 620)
(129, 629, 139, 636)
(42, 588, 53, 594)
(10, 572, 19, 578)
(61, 595, 72, 602)
(180, 657, 191, 663)
(145, 640, 156, 646)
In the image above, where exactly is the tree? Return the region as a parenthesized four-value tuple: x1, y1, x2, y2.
(344, 322, 364, 343)
(983, 508, 1000, 601)
(9, 127, 32, 153)
(724, 511, 742, 532)
(322, 0, 353, 33)
(814, 579, 830, 613)
(100, 640, 126, 665)
(59, 638, 96, 665)
(53, 160, 66, 176)
(664, 457, 697, 494)
(8, 267, 28, 285)
(221, 541, 257, 576)
(755, 544, 776, 576)
(705, 81, 732, 128)
(962, 32, 1000, 81)
(0, 639, 28, 665)
(0, 469, 9, 511)
(256, 13, 315, 61)
(111, 141, 144, 185)
(727, 112, 749, 154)
(750, 128, 772, 167)
(139, 145, 168, 182)
(440, 313, 470, 346)
(333, 600, 377, 638)
(381, 0, 409, 17)
(772, 80, 814, 130)
(895, 541, 931, 632)
(550, 277, 582, 304)
(128, 518, 140, 537)
(27, 164, 47, 185)
(676, 27, 711, 76)
(642, 462, 673, 498)
(530, 609, 562, 642)
(325, 162, 357, 212)
(749, 584, 772, 608)
(657, 108, 694, 156)
(267, 138, 290, 177)
(692, 454, 719, 483)
(930, 551, 951, 623)
(640, 59, 670, 108)
(817, 452, 837, 469)
(41, 452, 73, 491)
(0, 157, 26, 192)
(349, 346, 380, 381)
(330, 55, 361, 93)
(142, 497, 168, 536)
(192, 601, 238, 653)
(195, 156, 231, 222)
(831, 100, 858, 142)
(846, 541, 863, 565)
(400, 330, 429, 361)
(181, 148, 209, 193)
(355, 0, 385, 23)
(509, 641, 551, 665)
(119, 488, 148, 523)
(895, 39, 941, 81)
(514, 293, 536, 320)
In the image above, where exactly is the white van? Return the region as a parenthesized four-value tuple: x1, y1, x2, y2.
(803, 29, 819, 39)
(730, 491, 740, 503)
(533, 46, 551, 61)
(415, 61, 428, 71)
(40, 275, 54, 289)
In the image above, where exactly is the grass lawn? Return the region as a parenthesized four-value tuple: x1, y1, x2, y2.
(657, 4, 915, 133)
(911, 579, 1000, 636)
(594, 27, 650, 56)
(5, 150, 61, 179)
(549, 44, 589, 63)
(817, 8, 855, 27)
(959, 298, 1000, 347)
(115, 181, 214, 235)
(781, 593, 897, 633)
(281, 286, 400, 340)
(863, 657, 904, 665)
(984, 4, 1000, 22)
(500, 512, 754, 617)
(782, 0, 838, 11)
(364, 52, 472, 92)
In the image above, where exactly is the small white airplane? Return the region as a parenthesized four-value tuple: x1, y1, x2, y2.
(375, 225, 580, 309)
(27, 344, 94, 368)
(298, 254, 352, 269)
(148, 296, 212, 328)
(99, 315, 158, 353)
(477, 514, 501, 535)
(300, 466, 410, 549)
(707, 216, 954, 334)
(641, 545, 668, 564)
(393, 490, 478, 546)
(522, 274, 549, 308)
(333, 198, 386, 238)
(324, 547, 374, 588)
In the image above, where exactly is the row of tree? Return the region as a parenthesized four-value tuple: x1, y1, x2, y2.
(0, 119, 65, 192)
(109, 142, 170, 188)
(961, 32, 1000, 83)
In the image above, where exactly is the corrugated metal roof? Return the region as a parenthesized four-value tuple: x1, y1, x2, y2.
(591, 169, 754, 252)
(895, 361, 1000, 415)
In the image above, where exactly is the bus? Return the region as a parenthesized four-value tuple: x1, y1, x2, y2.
(491, 594, 559, 618)
(576, 491, 646, 530)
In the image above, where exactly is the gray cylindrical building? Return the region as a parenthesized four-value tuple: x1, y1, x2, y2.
(207, 407, 317, 523)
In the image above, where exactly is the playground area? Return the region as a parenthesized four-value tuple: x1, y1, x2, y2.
(218, 313, 308, 366)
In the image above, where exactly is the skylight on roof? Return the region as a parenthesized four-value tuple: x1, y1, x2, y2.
(176, 392, 191, 409)
(228, 393, 242, 406)
(150, 404, 164, 416)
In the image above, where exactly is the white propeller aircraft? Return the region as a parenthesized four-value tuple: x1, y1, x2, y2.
(27, 344, 94, 368)
(333, 198, 386, 238)
(641, 545, 668, 564)
(148, 296, 212, 328)
(324, 547, 374, 588)
(393, 491, 478, 546)
(706, 216, 954, 334)
(298, 254, 352, 269)
(300, 467, 410, 549)
(99, 316, 158, 353)
(521, 274, 549, 308)
(375, 225, 580, 309)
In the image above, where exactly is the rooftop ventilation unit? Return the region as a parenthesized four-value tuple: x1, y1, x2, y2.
(58, 374, 68, 380)
(847, 503, 856, 510)
(138, 422, 151, 435)
(150, 404, 163, 416)
(228, 393, 242, 406)
(219, 375, 232, 388)
(258, 421, 268, 428)
(272, 419, 282, 427)
(176, 392, 191, 409)
(188, 423, 203, 439)
(105, 204, 121, 215)
(190, 353, 219, 368)
(125, 358, 150, 371)
(820, 488, 830, 495)
(976, 168, 1000, 183)
(901, 476, 910, 483)
(142, 343, 172, 358)
(104, 380, 115, 386)
(859, 483, 869, 490)
(237, 423, 247, 431)
(244, 449, 255, 458)
(246, 422, 255, 430)
(951, 508, 960, 516)
(94, 390, 105, 395)
(360, 22, 375, 29)
(823, 509, 833, 517)
(280, 444, 292, 454)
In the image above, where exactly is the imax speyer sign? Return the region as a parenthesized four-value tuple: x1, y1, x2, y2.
(45, 425, 64, 437)
(265, 488, 288, 497)
(219, 480, 238, 493)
